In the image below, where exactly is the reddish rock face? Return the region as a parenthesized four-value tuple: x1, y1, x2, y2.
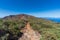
(18, 21, 41, 40)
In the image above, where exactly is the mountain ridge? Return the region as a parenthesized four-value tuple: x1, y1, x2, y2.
(0, 14, 60, 40)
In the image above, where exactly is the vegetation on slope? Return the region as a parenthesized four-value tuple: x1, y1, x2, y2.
(0, 14, 60, 40)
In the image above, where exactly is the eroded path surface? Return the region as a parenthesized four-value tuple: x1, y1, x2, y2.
(18, 21, 41, 40)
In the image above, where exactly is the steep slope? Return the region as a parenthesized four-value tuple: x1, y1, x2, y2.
(2, 14, 59, 30)
(0, 14, 60, 40)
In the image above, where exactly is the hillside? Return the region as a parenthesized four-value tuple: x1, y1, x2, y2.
(0, 14, 60, 40)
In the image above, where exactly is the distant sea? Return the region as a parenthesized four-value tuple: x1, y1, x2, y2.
(43, 18, 60, 23)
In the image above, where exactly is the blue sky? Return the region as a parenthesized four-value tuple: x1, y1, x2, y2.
(0, 0, 60, 18)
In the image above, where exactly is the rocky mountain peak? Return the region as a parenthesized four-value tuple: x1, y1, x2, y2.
(3, 14, 35, 21)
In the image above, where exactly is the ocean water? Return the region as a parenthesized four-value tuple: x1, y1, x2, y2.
(44, 18, 60, 23)
(47, 18, 60, 23)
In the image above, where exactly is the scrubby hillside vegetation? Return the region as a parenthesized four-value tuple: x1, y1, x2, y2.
(0, 14, 60, 40)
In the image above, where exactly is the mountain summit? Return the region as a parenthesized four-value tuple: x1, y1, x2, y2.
(3, 14, 35, 20)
